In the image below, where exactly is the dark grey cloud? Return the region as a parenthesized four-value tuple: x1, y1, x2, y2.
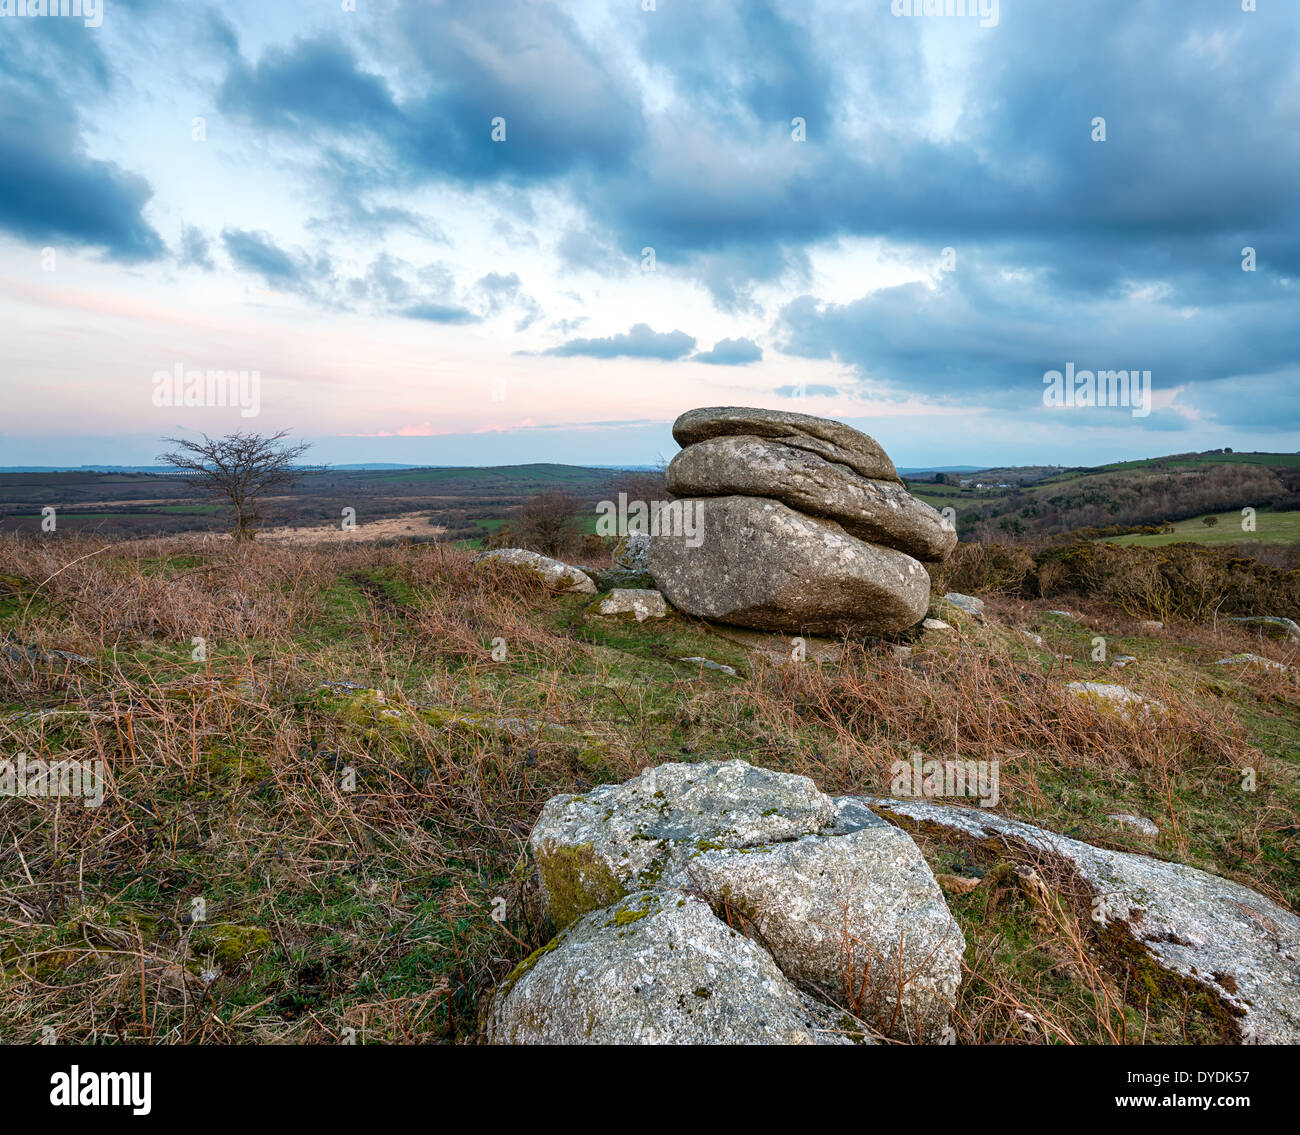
(400, 302, 481, 324)
(694, 337, 763, 365)
(544, 323, 696, 360)
(218, 36, 401, 136)
(217, 1, 642, 195)
(179, 225, 215, 271)
(222, 227, 315, 285)
(774, 268, 1300, 428)
(0, 89, 163, 262)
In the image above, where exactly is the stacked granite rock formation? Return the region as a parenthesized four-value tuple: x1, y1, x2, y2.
(648, 407, 956, 636)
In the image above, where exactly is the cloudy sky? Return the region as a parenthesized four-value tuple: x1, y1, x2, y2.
(1, 0, 1296, 469)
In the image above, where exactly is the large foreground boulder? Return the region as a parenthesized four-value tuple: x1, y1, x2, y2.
(666, 435, 956, 561)
(648, 495, 930, 636)
(867, 797, 1300, 1045)
(487, 890, 852, 1045)
(522, 760, 963, 1042)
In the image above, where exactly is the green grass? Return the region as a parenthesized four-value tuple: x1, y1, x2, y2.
(1, 536, 1296, 1045)
(1104, 508, 1300, 547)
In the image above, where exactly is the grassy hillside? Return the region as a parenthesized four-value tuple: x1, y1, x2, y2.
(1, 534, 1295, 1044)
(1107, 509, 1300, 547)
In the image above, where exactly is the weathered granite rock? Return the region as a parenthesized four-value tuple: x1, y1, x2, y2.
(488, 890, 853, 1045)
(529, 760, 962, 1041)
(666, 435, 956, 561)
(865, 797, 1300, 1044)
(942, 592, 985, 619)
(531, 760, 838, 926)
(1215, 653, 1287, 671)
(1065, 681, 1166, 719)
(672, 406, 902, 484)
(2, 637, 93, 667)
(589, 588, 667, 621)
(612, 531, 651, 572)
(1230, 616, 1300, 644)
(1108, 813, 1159, 836)
(648, 496, 929, 636)
(681, 798, 963, 1042)
(473, 548, 596, 594)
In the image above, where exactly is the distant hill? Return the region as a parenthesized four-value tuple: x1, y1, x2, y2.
(905, 450, 1300, 546)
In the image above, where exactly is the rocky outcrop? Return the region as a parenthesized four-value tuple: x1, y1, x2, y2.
(665, 435, 955, 561)
(649, 407, 953, 637)
(501, 760, 964, 1043)
(649, 496, 931, 636)
(672, 406, 902, 483)
(866, 797, 1300, 1045)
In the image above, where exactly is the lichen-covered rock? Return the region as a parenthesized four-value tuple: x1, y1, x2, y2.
(473, 548, 596, 594)
(1064, 681, 1166, 719)
(612, 530, 651, 572)
(666, 435, 955, 561)
(942, 592, 985, 619)
(1230, 616, 1300, 644)
(589, 588, 666, 621)
(1215, 653, 1287, 671)
(2, 637, 93, 667)
(681, 798, 964, 1042)
(865, 797, 1300, 1045)
(529, 760, 963, 1042)
(487, 891, 853, 1045)
(649, 496, 929, 636)
(531, 760, 838, 926)
(672, 406, 901, 484)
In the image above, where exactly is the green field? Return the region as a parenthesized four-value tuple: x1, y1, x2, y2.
(1106, 509, 1300, 547)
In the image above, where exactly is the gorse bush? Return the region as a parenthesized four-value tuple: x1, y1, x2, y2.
(935, 539, 1300, 621)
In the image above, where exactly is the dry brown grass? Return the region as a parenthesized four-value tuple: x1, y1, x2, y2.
(0, 531, 1295, 1044)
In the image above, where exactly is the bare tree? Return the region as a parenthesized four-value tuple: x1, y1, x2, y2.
(159, 430, 313, 541)
(513, 489, 585, 556)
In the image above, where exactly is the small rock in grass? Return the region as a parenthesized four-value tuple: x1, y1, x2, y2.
(1064, 681, 1166, 719)
(943, 592, 985, 618)
(1108, 813, 1159, 837)
(1215, 653, 1287, 671)
(678, 656, 736, 676)
(591, 588, 667, 622)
